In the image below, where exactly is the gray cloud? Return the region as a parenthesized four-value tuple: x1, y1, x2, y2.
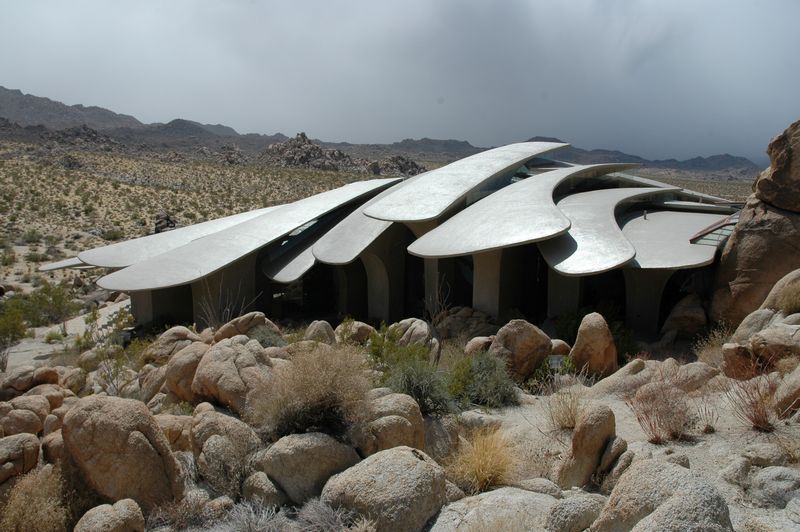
(2, 0, 799, 164)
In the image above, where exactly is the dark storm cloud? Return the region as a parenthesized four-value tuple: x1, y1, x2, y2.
(2, 0, 799, 164)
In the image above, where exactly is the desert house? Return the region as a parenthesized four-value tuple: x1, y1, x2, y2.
(41, 141, 739, 336)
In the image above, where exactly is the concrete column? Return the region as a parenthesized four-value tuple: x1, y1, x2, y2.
(360, 224, 408, 322)
(191, 253, 257, 328)
(129, 290, 153, 327)
(472, 249, 503, 316)
(623, 268, 675, 338)
(547, 270, 582, 318)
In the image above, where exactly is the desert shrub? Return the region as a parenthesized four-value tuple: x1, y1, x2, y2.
(446, 428, 513, 494)
(216, 501, 291, 532)
(544, 378, 585, 430)
(295, 498, 376, 531)
(148, 492, 220, 532)
(6, 281, 80, 327)
(693, 322, 734, 368)
(22, 228, 42, 243)
(523, 355, 579, 395)
(0, 466, 68, 532)
(248, 344, 373, 439)
(368, 323, 430, 371)
(94, 345, 139, 396)
(248, 323, 287, 348)
(724, 376, 779, 432)
(44, 330, 64, 344)
(1, 249, 15, 265)
(385, 357, 453, 416)
(448, 351, 519, 408)
(693, 398, 719, 434)
(626, 382, 694, 443)
(0, 300, 26, 371)
(100, 227, 124, 241)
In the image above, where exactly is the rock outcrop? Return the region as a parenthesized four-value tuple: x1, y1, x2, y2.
(191, 335, 274, 415)
(712, 119, 800, 326)
(62, 396, 185, 511)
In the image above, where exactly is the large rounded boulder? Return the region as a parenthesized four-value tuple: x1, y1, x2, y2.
(589, 459, 733, 531)
(62, 395, 185, 511)
(321, 446, 446, 531)
(488, 319, 551, 381)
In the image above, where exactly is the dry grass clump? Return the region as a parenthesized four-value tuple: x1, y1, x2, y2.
(546, 382, 585, 430)
(692, 398, 719, 434)
(446, 428, 513, 495)
(147, 491, 220, 531)
(247, 344, 374, 439)
(295, 498, 376, 532)
(626, 381, 694, 444)
(693, 322, 734, 368)
(724, 375, 779, 432)
(0, 465, 68, 532)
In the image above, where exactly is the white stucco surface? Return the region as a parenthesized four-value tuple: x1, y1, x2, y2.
(407, 163, 638, 258)
(621, 210, 727, 269)
(96, 178, 398, 290)
(538, 187, 678, 276)
(78, 207, 278, 268)
(363, 142, 567, 223)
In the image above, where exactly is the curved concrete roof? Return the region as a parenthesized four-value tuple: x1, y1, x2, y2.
(363, 141, 567, 223)
(97, 178, 399, 291)
(78, 207, 278, 268)
(39, 256, 86, 272)
(264, 246, 315, 284)
(538, 187, 678, 276)
(407, 163, 639, 258)
(621, 210, 728, 269)
(311, 177, 423, 265)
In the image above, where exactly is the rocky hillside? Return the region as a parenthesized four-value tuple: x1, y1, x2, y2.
(261, 132, 427, 176)
(0, 86, 142, 130)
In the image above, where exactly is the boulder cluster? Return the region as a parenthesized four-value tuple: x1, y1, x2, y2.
(259, 132, 427, 176)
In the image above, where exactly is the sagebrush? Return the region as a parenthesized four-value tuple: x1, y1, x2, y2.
(248, 344, 373, 439)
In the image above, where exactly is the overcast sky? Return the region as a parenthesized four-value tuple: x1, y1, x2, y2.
(2, 0, 798, 164)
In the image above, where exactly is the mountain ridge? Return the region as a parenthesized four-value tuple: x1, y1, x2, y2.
(0, 85, 760, 174)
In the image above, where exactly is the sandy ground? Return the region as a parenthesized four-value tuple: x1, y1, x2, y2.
(5, 300, 130, 370)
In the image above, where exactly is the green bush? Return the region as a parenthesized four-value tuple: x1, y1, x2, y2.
(385, 357, 453, 416)
(247, 323, 287, 348)
(0, 302, 27, 371)
(8, 282, 81, 327)
(44, 330, 64, 344)
(101, 228, 124, 241)
(22, 228, 42, 244)
(368, 323, 429, 371)
(448, 351, 519, 408)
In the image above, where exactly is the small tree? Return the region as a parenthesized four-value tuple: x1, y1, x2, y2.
(0, 302, 26, 372)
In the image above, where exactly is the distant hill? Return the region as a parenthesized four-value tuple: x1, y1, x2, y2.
(0, 86, 760, 176)
(0, 86, 143, 130)
(527, 136, 759, 173)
